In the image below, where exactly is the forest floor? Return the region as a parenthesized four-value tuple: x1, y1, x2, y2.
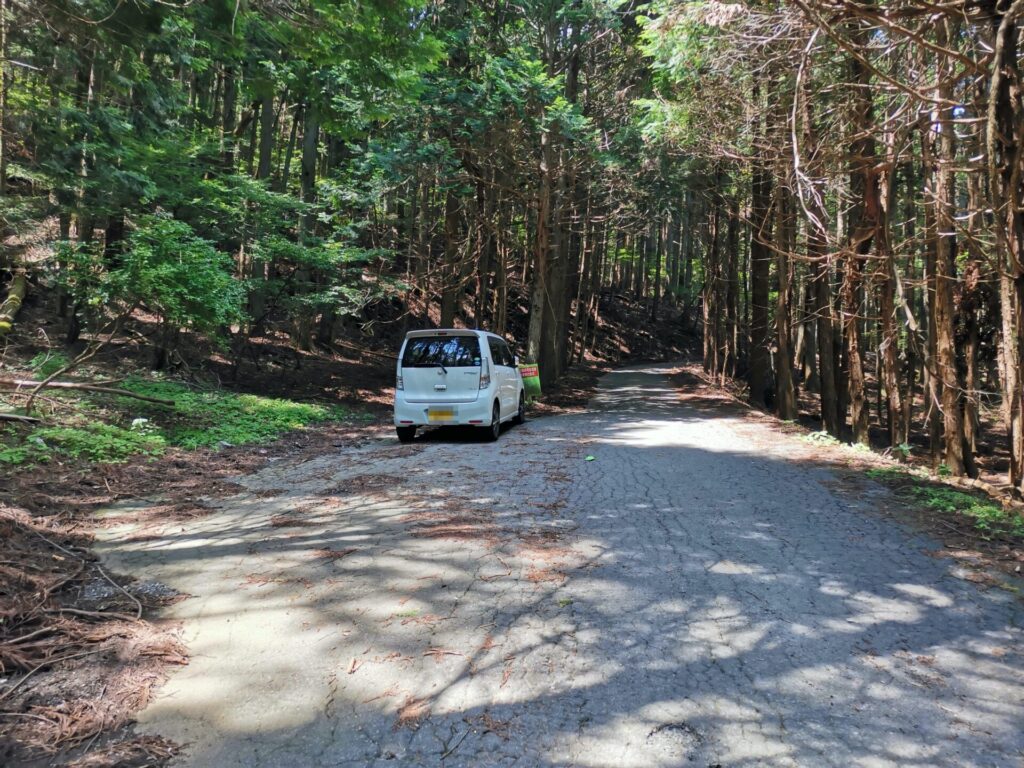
(82, 362, 1024, 767)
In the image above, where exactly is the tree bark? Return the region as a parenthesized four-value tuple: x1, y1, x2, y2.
(526, 126, 553, 371)
(775, 185, 797, 419)
(748, 101, 773, 406)
(724, 194, 739, 382)
(933, 19, 967, 475)
(256, 92, 274, 181)
(987, 0, 1024, 490)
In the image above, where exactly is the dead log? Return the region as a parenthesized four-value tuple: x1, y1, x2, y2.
(0, 379, 175, 406)
(0, 412, 41, 423)
(942, 474, 1024, 508)
(0, 273, 27, 336)
(330, 339, 398, 361)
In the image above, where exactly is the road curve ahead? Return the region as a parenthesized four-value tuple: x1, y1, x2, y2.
(97, 363, 1024, 767)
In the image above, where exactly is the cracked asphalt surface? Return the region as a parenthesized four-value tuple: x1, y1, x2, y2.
(96, 363, 1024, 767)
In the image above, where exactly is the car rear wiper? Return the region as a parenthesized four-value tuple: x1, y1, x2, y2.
(435, 362, 448, 374)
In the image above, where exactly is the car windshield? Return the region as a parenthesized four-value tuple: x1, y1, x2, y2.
(402, 336, 481, 368)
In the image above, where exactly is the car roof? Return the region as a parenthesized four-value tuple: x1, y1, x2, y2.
(404, 329, 505, 340)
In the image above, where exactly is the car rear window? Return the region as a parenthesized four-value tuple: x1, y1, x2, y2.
(402, 336, 482, 367)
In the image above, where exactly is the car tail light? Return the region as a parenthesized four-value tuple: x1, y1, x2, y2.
(479, 359, 490, 389)
(396, 372, 404, 390)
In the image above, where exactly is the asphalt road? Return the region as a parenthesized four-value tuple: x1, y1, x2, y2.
(97, 363, 1024, 767)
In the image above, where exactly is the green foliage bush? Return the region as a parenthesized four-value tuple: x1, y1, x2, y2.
(54, 215, 244, 364)
(35, 424, 166, 463)
(0, 427, 40, 465)
(113, 216, 245, 335)
(0, 422, 164, 465)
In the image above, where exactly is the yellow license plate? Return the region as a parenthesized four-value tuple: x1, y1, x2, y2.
(428, 409, 455, 422)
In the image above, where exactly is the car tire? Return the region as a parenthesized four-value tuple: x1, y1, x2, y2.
(513, 392, 526, 425)
(396, 426, 416, 443)
(485, 402, 501, 442)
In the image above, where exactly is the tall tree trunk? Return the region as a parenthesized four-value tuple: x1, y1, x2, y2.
(987, 0, 1024, 490)
(221, 65, 237, 168)
(775, 183, 797, 419)
(748, 91, 773, 405)
(256, 92, 274, 181)
(703, 191, 722, 374)
(933, 19, 967, 475)
(724, 194, 739, 382)
(278, 105, 298, 192)
(918, 129, 944, 467)
(800, 79, 840, 435)
(878, 124, 905, 449)
(796, 276, 817, 390)
(293, 104, 319, 351)
(439, 189, 462, 328)
(840, 27, 878, 445)
(526, 126, 553, 372)
(298, 105, 318, 240)
(541, 145, 570, 380)
(652, 217, 665, 320)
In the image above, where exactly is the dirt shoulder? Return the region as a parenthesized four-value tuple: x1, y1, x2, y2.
(0, 506, 183, 767)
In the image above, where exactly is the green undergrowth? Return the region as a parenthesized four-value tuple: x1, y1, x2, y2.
(28, 351, 72, 379)
(802, 430, 841, 447)
(0, 377, 359, 466)
(866, 468, 1024, 540)
(118, 379, 354, 450)
(801, 430, 874, 455)
(0, 423, 166, 465)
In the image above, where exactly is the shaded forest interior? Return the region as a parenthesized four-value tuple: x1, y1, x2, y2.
(1, 0, 1023, 494)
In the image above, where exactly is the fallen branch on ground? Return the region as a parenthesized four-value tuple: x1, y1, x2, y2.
(941, 474, 1024, 508)
(0, 379, 174, 407)
(22, 310, 136, 413)
(0, 412, 41, 423)
(0, 506, 186, 760)
(331, 338, 398, 361)
(0, 273, 28, 337)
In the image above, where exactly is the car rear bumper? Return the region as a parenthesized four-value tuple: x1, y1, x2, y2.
(394, 394, 493, 427)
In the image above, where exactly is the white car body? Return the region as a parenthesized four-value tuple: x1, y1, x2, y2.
(393, 329, 525, 441)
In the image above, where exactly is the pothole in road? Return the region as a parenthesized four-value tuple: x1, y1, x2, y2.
(646, 721, 705, 756)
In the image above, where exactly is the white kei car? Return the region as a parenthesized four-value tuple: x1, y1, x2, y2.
(393, 329, 526, 443)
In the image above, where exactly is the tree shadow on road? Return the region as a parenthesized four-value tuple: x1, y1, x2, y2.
(95, 365, 1024, 768)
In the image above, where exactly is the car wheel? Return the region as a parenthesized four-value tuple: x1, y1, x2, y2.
(485, 402, 501, 442)
(396, 426, 416, 443)
(513, 392, 526, 425)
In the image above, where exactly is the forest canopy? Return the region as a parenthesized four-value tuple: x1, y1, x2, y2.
(2, 0, 1024, 493)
